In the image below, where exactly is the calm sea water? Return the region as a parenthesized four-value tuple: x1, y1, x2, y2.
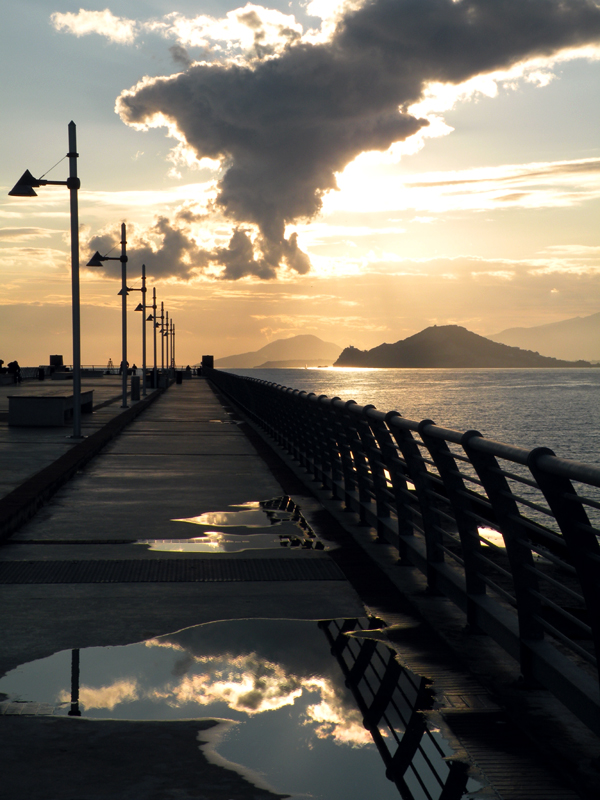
(224, 368, 600, 466)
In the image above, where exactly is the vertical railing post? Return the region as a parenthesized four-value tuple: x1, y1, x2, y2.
(337, 401, 372, 523)
(527, 447, 600, 680)
(418, 421, 484, 608)
(320, 398, 344, 499)
(462, 431, 544, 672)
(367, 411, 415, 548)
(353, 406, 392, 537)
(330, 399, 360, 513)
(386, 414, 442, 569)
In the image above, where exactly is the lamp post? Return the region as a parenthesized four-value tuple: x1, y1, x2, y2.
(172, 322, 176, 370)
(8, 121, 83, 438)
(133, 264, 147, 397)
(159, 302, 165, 372)
(149, 287, 158, 388)
(165, 310, 170, 374)
(87, 223, 130, 408)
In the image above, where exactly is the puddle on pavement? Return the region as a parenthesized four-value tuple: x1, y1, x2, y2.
(160, 496, 330, 553)
(0, 618, 481, 800)
(137, 532, 326, 553)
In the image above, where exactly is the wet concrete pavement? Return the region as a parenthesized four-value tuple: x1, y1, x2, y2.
(0, 378, 362, 672)
(0, 377, 365, 800)
(0, 377, 597, 799)
(0, 375, 141, 499)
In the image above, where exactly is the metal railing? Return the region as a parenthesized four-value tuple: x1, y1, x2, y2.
(206, 369, 600, 736)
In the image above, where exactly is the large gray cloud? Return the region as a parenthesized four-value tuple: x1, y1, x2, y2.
(117, 0, 600, 279)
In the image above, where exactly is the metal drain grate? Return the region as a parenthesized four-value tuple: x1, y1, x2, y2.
(0, 557, 345, 584)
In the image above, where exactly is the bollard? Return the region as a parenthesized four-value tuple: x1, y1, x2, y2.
(131, 375, 141, 401)
(176, 370, 183, 384)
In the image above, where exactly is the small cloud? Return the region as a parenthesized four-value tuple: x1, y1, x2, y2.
(169, 44, 192, 67)
(50, 10, 138, 44)
(0, 227, 54, 241)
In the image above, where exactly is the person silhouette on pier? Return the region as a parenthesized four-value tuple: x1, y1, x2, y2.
(7, 360, 21, 383)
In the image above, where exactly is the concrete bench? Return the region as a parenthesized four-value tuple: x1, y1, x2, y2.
(8, 390, 94, 427)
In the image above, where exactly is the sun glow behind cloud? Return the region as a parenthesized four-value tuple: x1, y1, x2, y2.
(324, 157, 600, 216)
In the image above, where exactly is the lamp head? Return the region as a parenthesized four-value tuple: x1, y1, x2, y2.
(146, 314, 153, 321)
(8, 169, 40, 197)
(135, 303, 143, 311)
(86, 252, 105, 267)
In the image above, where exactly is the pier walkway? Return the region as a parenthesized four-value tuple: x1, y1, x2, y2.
(0, 377, 597, 799)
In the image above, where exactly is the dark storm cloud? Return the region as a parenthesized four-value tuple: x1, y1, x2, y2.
(117, 0, 600, 278)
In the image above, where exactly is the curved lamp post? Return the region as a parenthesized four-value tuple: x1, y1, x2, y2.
(87, 223, 129, 408)
(8, 121, 83, 438)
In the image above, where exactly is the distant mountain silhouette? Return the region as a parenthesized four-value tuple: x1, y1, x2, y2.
(488, 311, 600, 361)
(214, 334, 342, 369)
(334, 325, 592, 368)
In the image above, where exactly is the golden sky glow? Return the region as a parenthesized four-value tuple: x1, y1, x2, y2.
(1, 1, 599, 365)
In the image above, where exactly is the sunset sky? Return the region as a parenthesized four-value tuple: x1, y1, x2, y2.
(2, 0, 600, 367)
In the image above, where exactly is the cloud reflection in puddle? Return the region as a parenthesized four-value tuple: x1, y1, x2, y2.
(166, 497, 329, 551)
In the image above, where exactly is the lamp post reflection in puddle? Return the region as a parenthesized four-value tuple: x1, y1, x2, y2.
(67, 649, 81, 717)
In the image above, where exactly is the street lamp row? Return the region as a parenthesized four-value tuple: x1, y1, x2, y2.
(89, 234, 176, 398)
(8, 122, 178, 436)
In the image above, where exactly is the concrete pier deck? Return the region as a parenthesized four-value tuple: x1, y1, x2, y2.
(0, 377, 597, 799)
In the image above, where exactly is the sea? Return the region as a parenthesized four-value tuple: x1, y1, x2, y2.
(223, 367, 600, 467)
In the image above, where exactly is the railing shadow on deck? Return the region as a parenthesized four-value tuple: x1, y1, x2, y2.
(206, 369, 600, 737)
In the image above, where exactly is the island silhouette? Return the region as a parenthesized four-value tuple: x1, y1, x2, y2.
(334, 325, 593, 368)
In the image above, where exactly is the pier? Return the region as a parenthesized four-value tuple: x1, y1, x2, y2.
(0, 374, 598, 799)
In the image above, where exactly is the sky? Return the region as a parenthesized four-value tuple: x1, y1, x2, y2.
(1, 0, 600, 367)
